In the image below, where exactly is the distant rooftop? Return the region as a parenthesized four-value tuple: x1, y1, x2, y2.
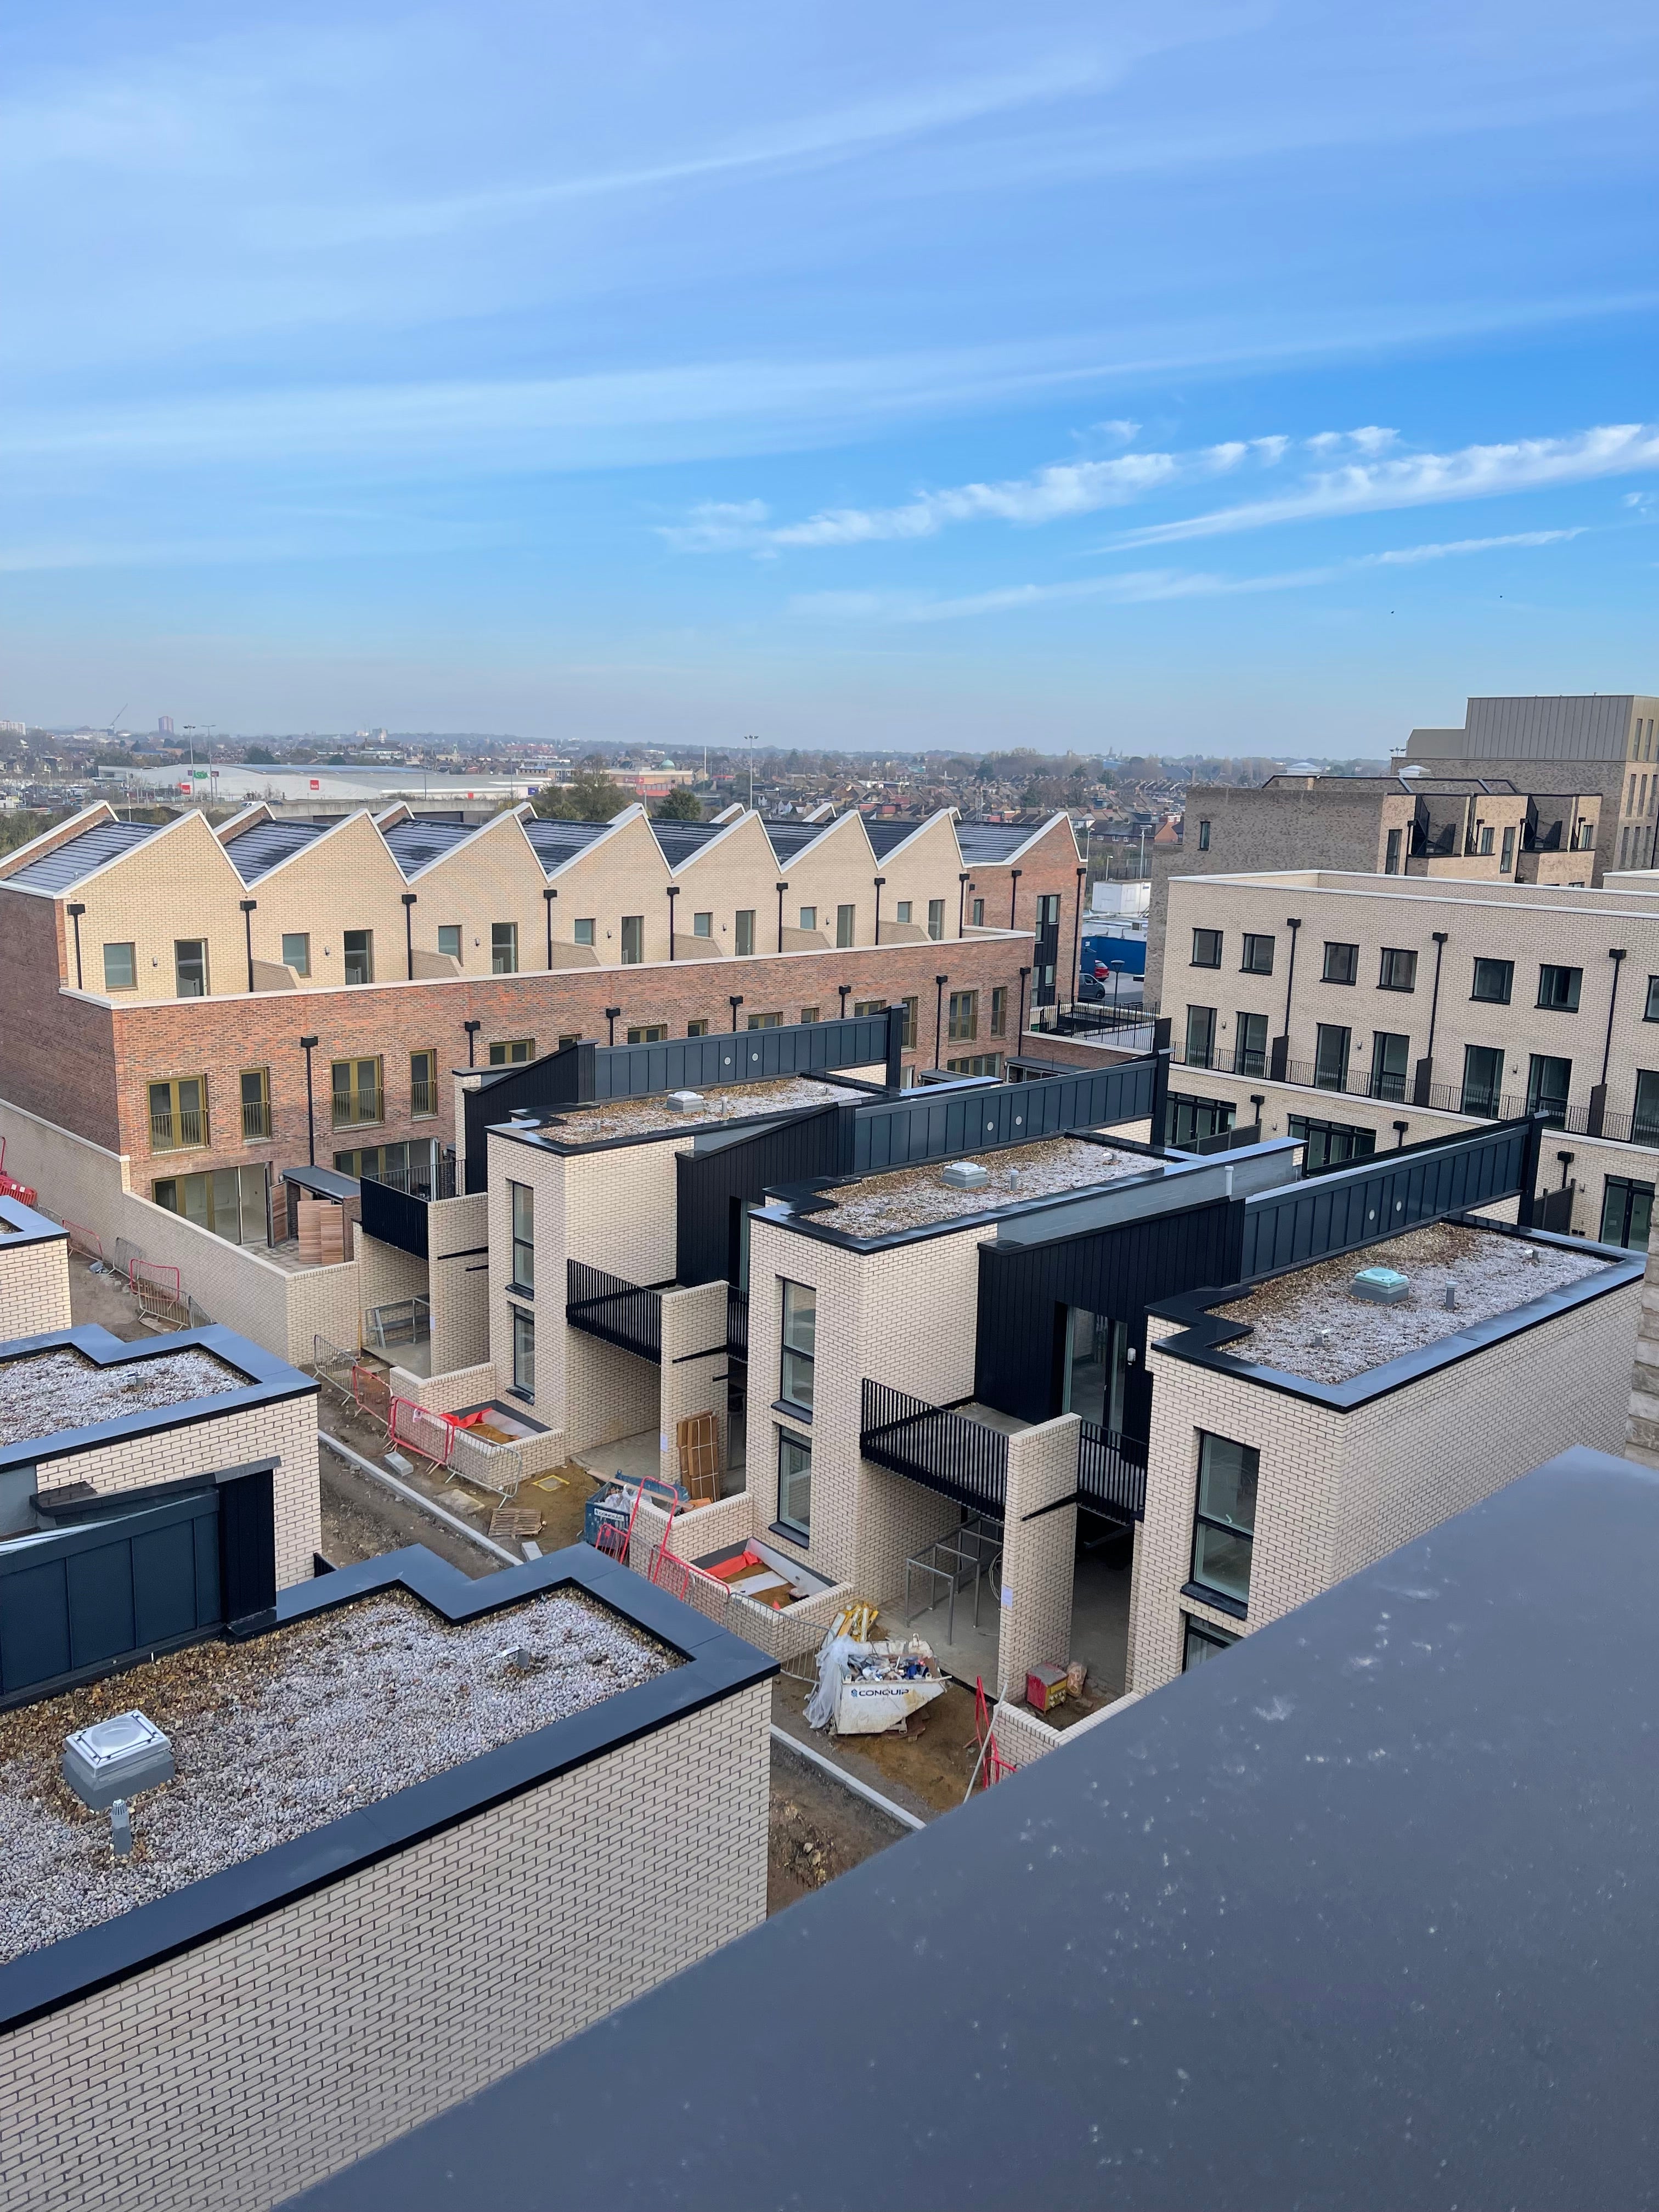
(798, 1135, 1153, 1238)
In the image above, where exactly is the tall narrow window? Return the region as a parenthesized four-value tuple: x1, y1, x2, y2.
(777, 1432, 812, 1537)
(1190, 1433, 1258, 1609)
(239, 1068, 270, 1142)
(836, 904, 855, 947)
(990, 985, 1008, 1037)
(174, 939, 207, 997)
(1235, 1012, 1268, 1076)
(491, 922, 518, 974)
(948, 990, 978, 1041)
(1500, 825, 1516, 873)
(620, 915, 644, 964)
(780, 1279, 816, 1412)
(509, 1181, 534, 1291)
(1460, 1043, 1505, 1116)
(342, 930, 373, 985)
(735, 910, 755, 956)
(901, 996, 918, 1049)
(511, 1306, 535, 1399)
(1525, 1053, 1572, 1126)
(927, 898, 945, 941)
(971, 898, 985, 927)
(331, 1057, 383, 1127)
(1183, 1006, 1216, 1069)
(1197, 820, 1211, 852)
(1384, 827, 1402, 874)
(1369, 1032, 1410, 1102)
(149, 1076, 207, 1152)
(1314, 1023, 1351, 1091)
(1634, 1071, 1659, 1147)
(410, 1049, 437, 1118)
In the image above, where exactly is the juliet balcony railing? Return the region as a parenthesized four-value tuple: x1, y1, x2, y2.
(567, 1260, 663, 1364)
(860, 1380, 1008, 1516)
(150, 1106, 208, 1153)
(726, 1286, 749, 1359)
(331, 1087, 384, 1129)
(410, 1077, 438, 1119)
(241, 1098, 271, 1141)
(1077, 1421, 1148, 1524)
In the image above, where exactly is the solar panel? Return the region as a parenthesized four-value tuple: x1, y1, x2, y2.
(224, 821, 326, 883)
(4, 819, 164, 894)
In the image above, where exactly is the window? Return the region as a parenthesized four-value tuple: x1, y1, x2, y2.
(686, 1018, 710, 1036)
(333, 1139, 438, 1190)
(149, 1076, 207, 1152)
(1369, 1031, 1410, 1103)
(1460, 1043, 1504, 1117)
(620, 915, 644, 964)
(1500, 826, 1516, 873)
(947, 1053, 1002, 1076)
(1183, 1006, 1216, 1069)
(488, 1038, 534, 1065)
(331, 1057, 383, 1127)
(1601, 1176, 1654, 1250)
(509, 1181, 534, 1292)
(1526, 1054, 1572, 1126)
(890, 900, 910, 926)
(1234, 1011, 1268, 1077)
(693, 911, 713, 938)
(799, 1005, 820, 1024)
(174, 939, 208, 997)
(1240, 933, 1274, 975)
(1286, 1114, 1375, 1171)
(342, 930, 373, 985)
(1183, 1617, 1239, 1670)
(1635, 1070, 1659, 1146)
(798, 906, 817, 932)
(971, 898, 985, 927)
(239, 1067, 270, 1142)
(558, 1033, 581, 1048)
(853, 999, 884, 1018)
(1537, 964, 1582, 1012)
(1645, 978, 1659, 1023)
(410, 1049, 438, 1118)
(1314, 1023, 1351, 1091)
(437, 924, 461, 963)
(948, 990, 978, 1042)
(492, 922, 518, 974)
(780, 1279, 816, 1411)
(153, 1164, 266, 1248)
(1060, 1308, 1126, 1431)
(747, 1011, 782, 1029)
(777, 1431, 812, 1538)
(1477, 824, 1494, 856)
(1169, 1094, 1236, 1148)
(735, 910, 755, 956)
(1384, 827, 1402, 875)
(927, 898, 945, 941)
(836, 904, 855, 947)
(103, 941, 136, 991)
(1322, 941, 1358, 985)
(281, 932, 311, 976)
(1189, 1432, 1257, 1609)
(901, 996, 918, 1048)
(1197, 819, 1211, 851)
(1472, 958, 1513, 1005)
(990, 985, 1008, 1037)
(511, 1306, 535, 1399)
(574, 918, 595, 947)
(627, 1023, 667, 1043)
(1190, 928, 1222, 969)
(1378, 947, 1417, 992)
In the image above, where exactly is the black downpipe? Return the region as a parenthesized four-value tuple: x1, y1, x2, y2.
(239, 899, 257, 993)
(1413, 930, 1449, 1106)
(934, 973, 947, 1069)
(401, 891, 416, 980)
(884, 1003, 906, 1091)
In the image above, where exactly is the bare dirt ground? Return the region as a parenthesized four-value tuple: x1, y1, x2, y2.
(65, 1253, 151, 1341)
(767, 1737, 911, 1915)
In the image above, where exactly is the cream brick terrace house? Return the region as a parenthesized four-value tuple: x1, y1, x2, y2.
(0, 1537, 774, 2212)
(1161, 866, 1659, 1248)
(0, 798, 1077, 1365)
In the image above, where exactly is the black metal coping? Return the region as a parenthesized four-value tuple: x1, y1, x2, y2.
(0, 1194, 69, 1249)
(486, 1080, 874, 1160)
(0, 1324, 317, 1477)
(283, 1447, 1659, 2212)
(1146, 1222, 1642, 1410)
(0, 1543, 776, 2038)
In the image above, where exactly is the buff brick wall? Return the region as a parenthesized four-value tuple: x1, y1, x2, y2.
(1132, 1273, 1640, 1691)
(356, 1226, 428, 1339)
(0, 1233, 70, 1339)
(0, 1679, 769, 2212)
(659, 1281, 729, 1488)
(33, 1391, 321, 1590)
(1622, 1213, 1659, 1466)
(997, 1415, 1082, 1694)
(427, 1190, 489, 1374)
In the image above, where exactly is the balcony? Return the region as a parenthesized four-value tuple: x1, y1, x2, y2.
(860, 1379, 1008, 1516)
(241, 1099, 271, 1141)
(567, 1260, 662, 1363)
(410, 1077, 438, 1119)
(150, 1107, 208, 1153)
(331, 1088, 384, 1130)
(1077, 1421, 1147, 1523)
(726, 1286, 748, 1358)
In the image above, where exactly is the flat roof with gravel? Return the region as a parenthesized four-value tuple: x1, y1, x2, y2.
(0, 1346, 247, 1448)
(0, 1587, 679, 1963)
(810, 1137, 1154, 1237)
(1213, 1221, 1613, 1385)
(512, 1074, 866, 1147)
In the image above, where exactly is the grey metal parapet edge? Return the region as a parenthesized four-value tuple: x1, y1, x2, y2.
(487, 1077, 877, 1160)
(0, 1193, 69, 1250)
(0, 1324, 318, 1478)
(1148, 1225, 1643, 1412)
(0, 1542, 777, 2039)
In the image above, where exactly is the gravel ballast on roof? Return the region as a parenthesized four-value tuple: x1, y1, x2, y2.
(817, 1138, 1152, 1236)
(531, 1075, 859, 1144)
(0, 1589, 678, 1963)
(0, 1346, 245, 1446)
(1214, 1222, 1612, 1385)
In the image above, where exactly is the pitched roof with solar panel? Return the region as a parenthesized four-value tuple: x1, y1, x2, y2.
(651, 821, 730, 869)
(223, 819, 328, 884)
(3, 818, 166, 895)
(380, 817, 475, 877)
(521, 819, 612, 874)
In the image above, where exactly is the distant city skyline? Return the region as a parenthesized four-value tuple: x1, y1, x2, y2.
(4, 1, 1656, 749)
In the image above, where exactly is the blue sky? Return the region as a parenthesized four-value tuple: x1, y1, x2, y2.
(4, 0, 1657, 752)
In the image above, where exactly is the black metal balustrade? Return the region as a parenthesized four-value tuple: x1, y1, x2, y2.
(860, 1379, 1008, 1515)
(1077, 1422, 1147, 1523)
(567, 1260, 663, 1363)
(726, 1286, 748, 1358)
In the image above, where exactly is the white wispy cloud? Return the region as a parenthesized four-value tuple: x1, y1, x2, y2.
(789, 523, 1582, 623)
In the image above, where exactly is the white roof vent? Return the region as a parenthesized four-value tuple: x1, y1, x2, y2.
(941, 1160, 990, 1190)
(63, 1711, 174, 1810)
(666, 1090, 707, 1114)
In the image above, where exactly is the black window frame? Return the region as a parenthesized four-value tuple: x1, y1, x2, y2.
(1187, 1431, 1258, 1616)
(1190, 928, 1223, 970)
(1182, 1615, 1240, 1670)
(1240, 933, 1274, 976)
(1183, 1005, 1217, 1070)
(1644, 977, 1659, 1024)
(508, 1180, 534, 1295)
(1471, 958, 1513, 1006)
(1377, 946, 1418, 992)
(1537, 964, 1582, 1013)
(1197, 819, 1211, 852)
(1322, 940, 1359, 986)
(779, 1278, 816, 1414)
(776, 1429, 812, 1541)
(510, 1304, 535, 1401)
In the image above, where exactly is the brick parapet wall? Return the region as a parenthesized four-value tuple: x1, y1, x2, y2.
(998, 1415, 1081, 1695)
(0, 1680, 769, 2212)
(0, 1237, 71, 1340)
